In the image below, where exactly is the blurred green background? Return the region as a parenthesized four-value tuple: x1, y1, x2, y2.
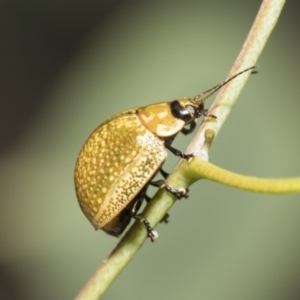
(1, 1, 300, 299)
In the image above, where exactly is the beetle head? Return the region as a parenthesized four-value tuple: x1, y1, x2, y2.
(171, 65, 258, 126)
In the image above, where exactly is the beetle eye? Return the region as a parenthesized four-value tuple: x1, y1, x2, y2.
(170, 100, 197, 123)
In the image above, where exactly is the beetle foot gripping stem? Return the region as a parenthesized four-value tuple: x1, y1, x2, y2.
(144, 218, 159, 242)
(160, 213, 170, 224)
(133, 214, 158, 242)
(150, 180, 189, 199)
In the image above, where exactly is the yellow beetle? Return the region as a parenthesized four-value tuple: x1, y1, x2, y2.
(75, 66, 257, 241)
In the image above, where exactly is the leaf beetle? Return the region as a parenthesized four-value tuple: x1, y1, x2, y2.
(74, 66, 257, 241)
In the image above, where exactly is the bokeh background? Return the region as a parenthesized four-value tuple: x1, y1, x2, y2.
(1, 1, 300, 299)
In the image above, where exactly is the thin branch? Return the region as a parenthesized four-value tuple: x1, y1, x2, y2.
(75, 1, 286, 299)
(189, 159, 300, 194)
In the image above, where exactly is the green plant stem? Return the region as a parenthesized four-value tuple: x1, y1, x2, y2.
(75, 1, 286, 299)
(189, 159, 300, 194)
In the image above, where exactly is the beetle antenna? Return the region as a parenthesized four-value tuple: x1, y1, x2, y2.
(194, 65, 258, 102)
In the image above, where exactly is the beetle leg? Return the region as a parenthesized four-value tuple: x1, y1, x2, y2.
(132, 214, 158, 242)
(150, 180, 189, 199)
(131, 188, 158, 242)
(180, 120, 197, 135)
(132, 212, 158, 242)
(143, 218, 158, 241)
(159, 166, 169, 179)
(160, 212, 170, 223)
(145, 193, 151, 202)
(164, 137, 194, 160)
